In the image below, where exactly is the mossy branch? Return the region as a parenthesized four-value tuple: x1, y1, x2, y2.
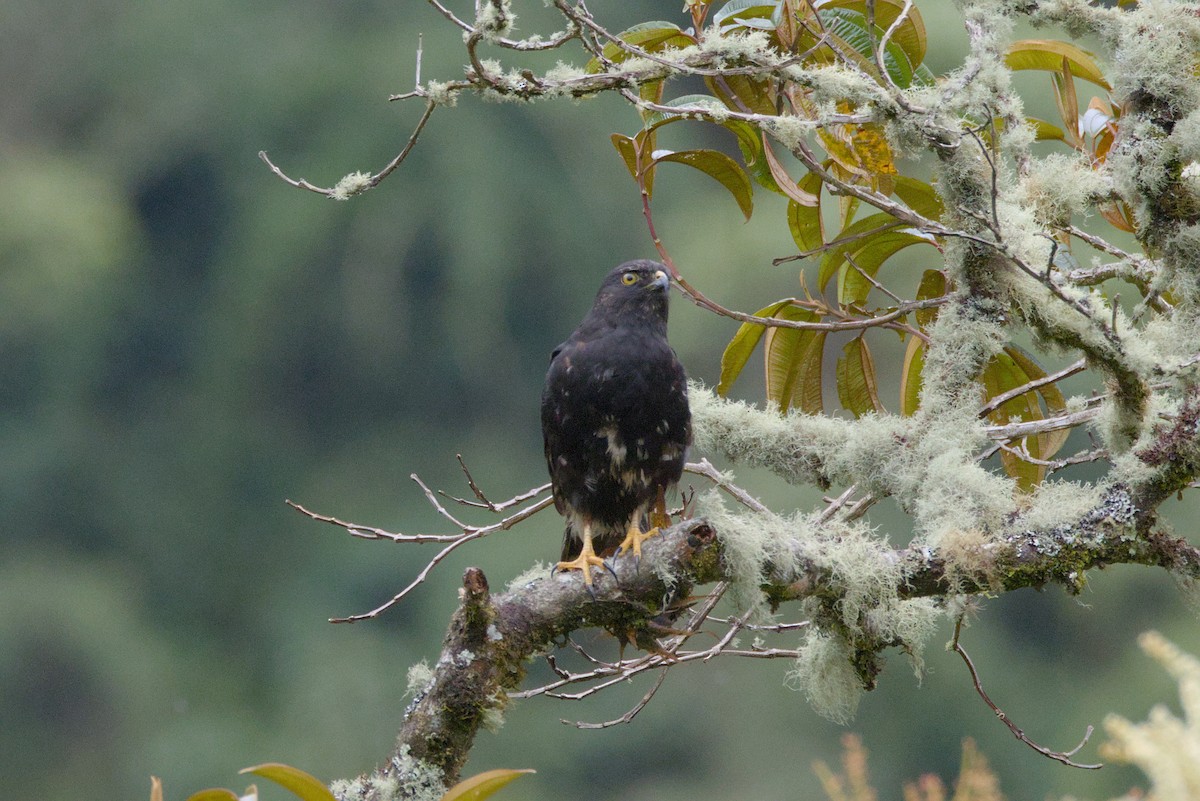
(331, 486, 1200, 799)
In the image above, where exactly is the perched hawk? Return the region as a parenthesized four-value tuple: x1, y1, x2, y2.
(541, 260, 691, 585)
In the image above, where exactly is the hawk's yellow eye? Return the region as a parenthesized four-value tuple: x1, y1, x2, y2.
(621, 272, 638, 285)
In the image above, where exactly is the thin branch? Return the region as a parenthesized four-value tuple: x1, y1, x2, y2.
(293, 478, 555, 623)
(951, 618, 1102, 769)
(977, 358, 1087, 418)
(983, 406, 1099, 440)
(566, 669, 669, 728)
(286, 500, 464, 543)
(260, 99, 437, 198)
(685, 459, 770, 513)
(438, 454, 551, 512)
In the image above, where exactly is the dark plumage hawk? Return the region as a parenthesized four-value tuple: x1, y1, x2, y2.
(541, 260, 692, 585)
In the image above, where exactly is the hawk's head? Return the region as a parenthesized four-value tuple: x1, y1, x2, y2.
(590, 260, 672, 328)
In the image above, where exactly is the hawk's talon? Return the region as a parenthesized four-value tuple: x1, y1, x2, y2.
(555, 530, 608, 588)
(616, 524, 660, 561)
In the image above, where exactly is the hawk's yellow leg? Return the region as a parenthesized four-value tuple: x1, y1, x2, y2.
(648, 486, 671, 530)
(555, 524, 608, 586)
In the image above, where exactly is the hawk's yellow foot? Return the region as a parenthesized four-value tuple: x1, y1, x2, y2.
(555, 530, 608, 586)
(615, 520, 660, 559)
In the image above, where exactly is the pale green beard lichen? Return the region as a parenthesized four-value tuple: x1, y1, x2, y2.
(506, 561, 551, 591)
(786, 629, 863, 724)
(474, 0, 516, 42)
(405, 660, 434, 700)
(1012, 480, 1105, 532)
(697, 486, 942, 722)
(690, 383, 1016, 547)
(330, 171, 372, 201)
(1019, 152, 1111, 225)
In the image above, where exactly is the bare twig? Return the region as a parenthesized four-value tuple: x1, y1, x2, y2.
(566, 669, 669, 729)
(294, 475, 554, 623)
(260, 99, 437, 198)
(977, 358, 1088, 418)
(951, 618, 1102, 769)
(685, 459, 770, 513)
(438, 454, 551, 512)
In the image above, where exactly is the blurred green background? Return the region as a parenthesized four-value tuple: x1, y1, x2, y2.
(2, 1, 1196, 799)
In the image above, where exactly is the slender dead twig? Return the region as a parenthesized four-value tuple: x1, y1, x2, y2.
(951, 617, 1102, 770)
(260, 100, 437, 198)
(290, 473, 555, 623)
(566, 669, 669, 729)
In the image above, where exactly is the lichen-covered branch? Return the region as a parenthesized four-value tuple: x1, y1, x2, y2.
(329, 473, 1200, 800)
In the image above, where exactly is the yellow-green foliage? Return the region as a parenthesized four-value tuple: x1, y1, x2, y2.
(1100, 632, 1200, 799)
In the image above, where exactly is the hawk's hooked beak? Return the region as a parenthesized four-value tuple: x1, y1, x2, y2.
(651, 269, 669, 290)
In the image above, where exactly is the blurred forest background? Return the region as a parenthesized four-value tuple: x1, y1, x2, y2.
(2, 1, 1197, 799)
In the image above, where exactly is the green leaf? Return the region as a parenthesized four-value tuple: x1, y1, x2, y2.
(837, 336, 885, 416)
(718, 299, 797, 395)
(652, 149, 754, 220)
(787, 174, 825, 253)
(240, 764, 336, 801)
(762, 136, 820, 205)
(899, 334, 925, 415)
(892, 175, 944, 220)
(440, 769, 536, 801)
(1027, 116, 1067, 142)
(610, 133, 654, 196)
(815, 7, 917, 88)
(837, 228, 938, 306)
(1052, 56, 1082, 146)
(1005, 345, 1070, 458)
(184, 791, 240, 801)
(979, 352, 1045, 491)
(818, 0, 928, 70)
(713, 0, 780, 27)
(610, 133, 639, 181)
(585, 23, 696, 74)
(705, 73, 777, 114)
(914, 269, 946, 329)
(638, 78, 666, 125)
(1004, 39, 1111, 89)
(763, 304, 826, 413)
(817, 212, 905, 290)
(637, 95, 778, 194)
